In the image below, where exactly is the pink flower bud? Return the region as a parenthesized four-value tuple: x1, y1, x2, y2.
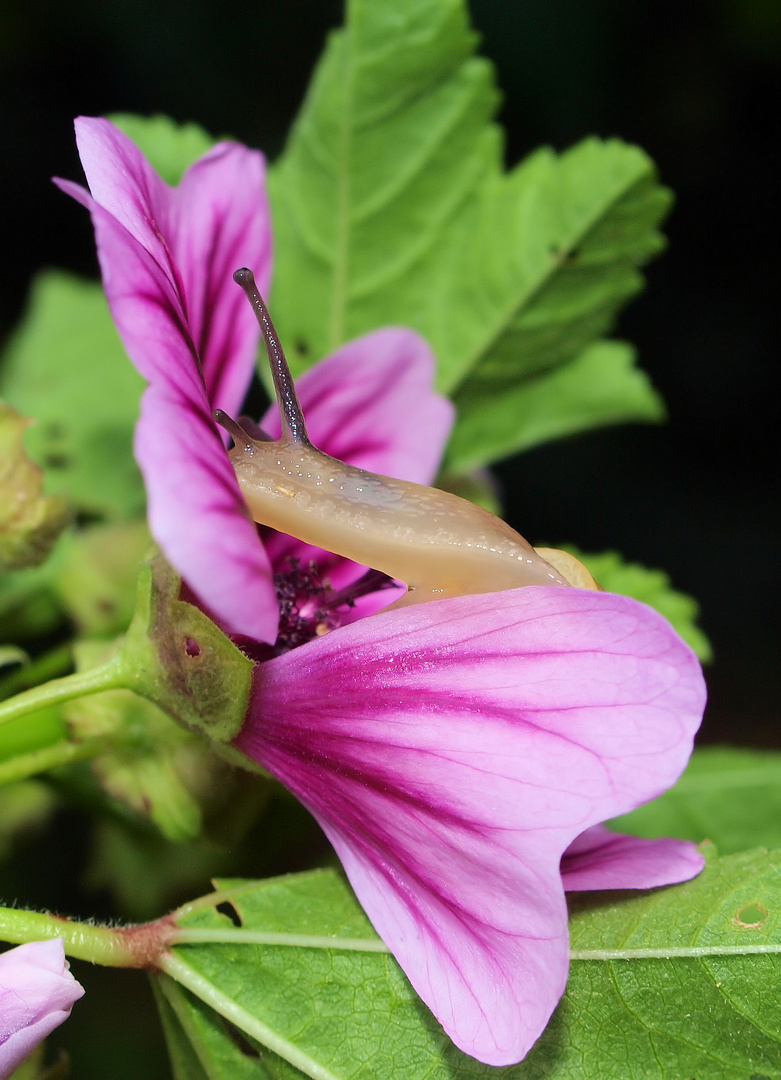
(0, 940, 84, 1079)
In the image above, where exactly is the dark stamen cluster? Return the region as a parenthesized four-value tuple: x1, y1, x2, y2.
(273, 559, 400, 654)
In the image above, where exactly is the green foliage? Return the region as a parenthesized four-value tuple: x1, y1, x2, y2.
(109, 114, 217, 185)
(84, 818, 238, 921)
(64, 641, 207, 842)
(269, 0, 669, 467)
(562, 546, 712, 661)
(159, 853, 781, 1078)
(615, 746, 781, 855)
(0, 271, 145, 521)
(445, 340, 664, 470)
(0, 646, 28, 671)
(0, 780, 57, 861)
(54, 520, 151, 638)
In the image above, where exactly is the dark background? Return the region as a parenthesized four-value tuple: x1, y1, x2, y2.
(0, 2, 779, 1075)
(0, 0, 778, 735)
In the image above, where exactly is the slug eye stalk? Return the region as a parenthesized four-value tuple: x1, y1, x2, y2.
(222, 268, 599, 605)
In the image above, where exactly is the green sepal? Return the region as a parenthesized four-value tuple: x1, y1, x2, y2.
(0, 401, 70, 572)
(122, 555, 254, 744)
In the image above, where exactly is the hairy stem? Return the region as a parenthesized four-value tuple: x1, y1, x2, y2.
(0, 906, 177, 968)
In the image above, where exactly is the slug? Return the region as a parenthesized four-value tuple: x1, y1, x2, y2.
(219, 268, 598, 606)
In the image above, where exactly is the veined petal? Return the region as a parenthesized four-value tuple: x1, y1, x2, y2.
(234, 587, 705, 1064)
(55, 120, 278, 641)
(561, 824, 705, 891)
(136, 380, 277, 641)
(172, 142, 271, 412)
(60, 116, 271, 415)
(263, 328, 454, 592)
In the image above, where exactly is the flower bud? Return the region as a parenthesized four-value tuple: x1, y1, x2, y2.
(0, 940, 84, 1079)
(0, 402, 69, 573)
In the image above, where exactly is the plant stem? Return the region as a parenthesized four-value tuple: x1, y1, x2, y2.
(0, 643, 74, 700)
(171, 926, 389, 951)
(0, 654, 126, 728)
(0, 906, 178, 968)
(0, 736, 109, 786)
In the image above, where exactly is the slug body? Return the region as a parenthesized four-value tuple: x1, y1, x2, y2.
(226, 267, 597, 606)
(230, 438, 570, 604)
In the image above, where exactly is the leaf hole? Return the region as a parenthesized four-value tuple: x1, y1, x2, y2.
(735, 903, 767, 928)
(219, 1017, 260, 1058)
(216, 900, 242, 927)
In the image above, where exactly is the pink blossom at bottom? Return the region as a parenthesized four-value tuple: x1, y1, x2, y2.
(235, 586, 705, 1065)
(0, 940, 84, 1079)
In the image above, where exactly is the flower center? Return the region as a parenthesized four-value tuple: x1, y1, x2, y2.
(273, 559, 397, 653)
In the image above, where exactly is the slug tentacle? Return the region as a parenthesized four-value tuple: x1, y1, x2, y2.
(214, 409, 254, 452)
(233, 268, 310, 446)
(227, 267, 599, 604)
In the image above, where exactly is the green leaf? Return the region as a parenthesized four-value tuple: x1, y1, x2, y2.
(554, 546, 712, 661)
(152, 980, 210, 1080)
(269, 0, 670, 463)
(269, 0, 495, 368)
(53, 519, 151, 638)
(154, 975, 299, 1080)
(109, 114, 217, 185)
(161, 853, 781, 1079)
(0, 270, 145, 520)
(614, 746, 781, 855)
(445, 339, 665, 470)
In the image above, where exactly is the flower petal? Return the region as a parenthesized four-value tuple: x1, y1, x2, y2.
(0, 940, 84, 1079)
(60, 116, 272, 414)
(561, 824, 705, 891)
(262, 328, 454, 598)
(234, 587, 705, 1064)
(55, 118, 278, 641)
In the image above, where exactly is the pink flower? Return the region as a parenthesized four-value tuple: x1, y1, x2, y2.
(61, 118, 706, 1066)
(0, 940, 84, 1079)
(55, 117, 277, 642)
